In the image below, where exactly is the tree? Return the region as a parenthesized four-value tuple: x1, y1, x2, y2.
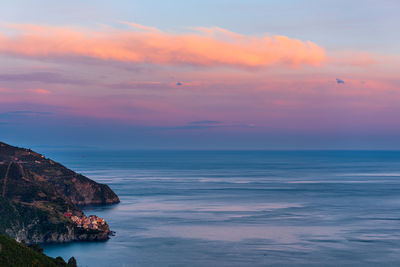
(55, 256, 66, 265)
(28, 244, 44, 254)
(68, 256, 78, 267)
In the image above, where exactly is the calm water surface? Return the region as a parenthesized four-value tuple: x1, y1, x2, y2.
(41, 150, 400, 266)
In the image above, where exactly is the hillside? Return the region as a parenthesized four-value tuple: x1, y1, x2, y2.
(0, 234, 75, 267)
(0, 142, 119, 243)
(0, 142, 119, 205)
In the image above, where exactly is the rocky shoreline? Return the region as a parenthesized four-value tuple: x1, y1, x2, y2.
(0, 141, 119, 244)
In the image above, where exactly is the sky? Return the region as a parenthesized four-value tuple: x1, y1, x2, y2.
(0, 0, 400, 150)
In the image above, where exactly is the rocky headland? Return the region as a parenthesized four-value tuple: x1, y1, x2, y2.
(0, 141, 119, 244)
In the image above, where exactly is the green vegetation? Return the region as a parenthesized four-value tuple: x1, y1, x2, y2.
(0, 234, 76, 267)
(0, 196, 75, 243)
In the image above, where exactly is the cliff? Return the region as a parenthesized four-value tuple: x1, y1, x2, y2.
(0, 142, 119, 243)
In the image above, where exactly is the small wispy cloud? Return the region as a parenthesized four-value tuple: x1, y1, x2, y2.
(159, 120, 256, 131)
(29, 88, 51, 95)
(0, 72, 86, 85)
(109, 81, 165, 90)
(336, 78, 345, 84)
(189, 120, 223, 125)
(157, 120, 225, 130)
(0, 110, 53, 118)
(165, 125, 221, 130)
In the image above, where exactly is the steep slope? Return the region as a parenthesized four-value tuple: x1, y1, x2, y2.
(0, 142, 119, 243)
(0, 142, 120, 205)
(0, 234, 75, 267)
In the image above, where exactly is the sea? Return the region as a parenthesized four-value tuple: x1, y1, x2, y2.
(40, 150, 400, 266)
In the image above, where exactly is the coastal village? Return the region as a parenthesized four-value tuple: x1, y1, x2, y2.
(64, 212, 106, 230)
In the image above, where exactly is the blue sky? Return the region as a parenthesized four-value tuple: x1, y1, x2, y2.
(2, 0, 398, 52)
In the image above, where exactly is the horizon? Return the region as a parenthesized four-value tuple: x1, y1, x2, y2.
(6, 140, 400, 153)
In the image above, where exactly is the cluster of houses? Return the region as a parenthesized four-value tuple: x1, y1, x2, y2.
(66, 213, 106, 230)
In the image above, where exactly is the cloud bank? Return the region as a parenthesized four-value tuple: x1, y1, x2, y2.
(0, 23, 325, 68)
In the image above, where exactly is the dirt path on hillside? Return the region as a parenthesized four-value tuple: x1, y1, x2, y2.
(2, 162, 12, 197)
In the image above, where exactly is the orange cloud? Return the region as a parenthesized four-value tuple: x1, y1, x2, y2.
(0, 23, 325, 68)
(29, 88, 51, 95)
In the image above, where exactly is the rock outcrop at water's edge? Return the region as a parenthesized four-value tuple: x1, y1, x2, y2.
(0, 141, 119, 244)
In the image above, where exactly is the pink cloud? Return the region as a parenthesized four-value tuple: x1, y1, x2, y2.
(0, 23, 325, 69)
(29, 88, 51, 95)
